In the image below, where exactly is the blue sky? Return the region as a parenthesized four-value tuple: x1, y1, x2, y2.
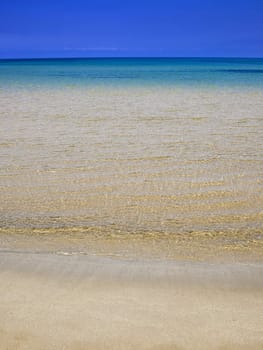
(0, 0, 262, 58)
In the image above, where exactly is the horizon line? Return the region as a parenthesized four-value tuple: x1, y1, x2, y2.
(1, 56, 263, 61)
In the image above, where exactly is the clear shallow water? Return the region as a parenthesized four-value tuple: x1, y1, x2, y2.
(0, 58, 262, 247)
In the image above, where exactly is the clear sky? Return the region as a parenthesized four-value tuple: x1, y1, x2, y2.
(0, 0, 262, 58)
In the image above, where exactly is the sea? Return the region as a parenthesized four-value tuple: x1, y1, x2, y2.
(0, 58, 262, 245)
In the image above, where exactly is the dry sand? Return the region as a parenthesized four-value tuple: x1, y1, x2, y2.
(0, 250, 262, 350)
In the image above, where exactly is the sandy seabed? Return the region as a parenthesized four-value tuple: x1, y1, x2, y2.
(0, 247, 262, 350)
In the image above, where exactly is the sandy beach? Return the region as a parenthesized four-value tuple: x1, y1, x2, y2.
(0, 243, 262, 350)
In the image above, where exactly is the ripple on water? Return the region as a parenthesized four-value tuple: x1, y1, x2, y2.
(0, 86, 262, 254)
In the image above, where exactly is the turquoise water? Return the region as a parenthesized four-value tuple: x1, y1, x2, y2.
(1, 58, 263, 89)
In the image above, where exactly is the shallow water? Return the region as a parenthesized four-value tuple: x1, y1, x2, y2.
(0, 58, 262, 253)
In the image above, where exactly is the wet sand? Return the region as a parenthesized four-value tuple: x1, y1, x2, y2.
(0, 245, 263, 350)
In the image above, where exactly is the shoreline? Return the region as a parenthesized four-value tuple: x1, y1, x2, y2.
(1, 226, 262, 264)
